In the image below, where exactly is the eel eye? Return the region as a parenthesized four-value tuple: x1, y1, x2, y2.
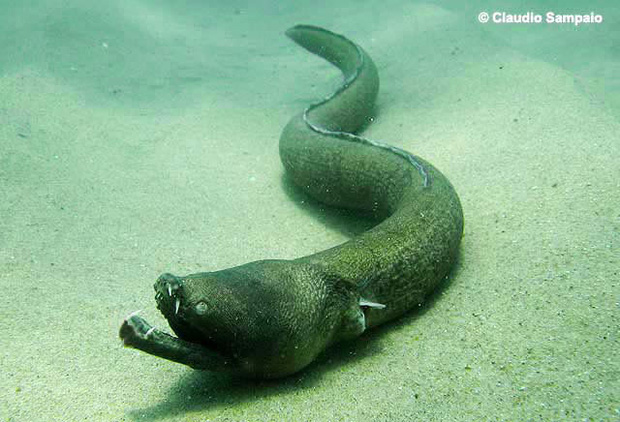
(195, 301, 208, 315)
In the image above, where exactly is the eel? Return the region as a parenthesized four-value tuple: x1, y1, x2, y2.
(119, 24, 463, 379)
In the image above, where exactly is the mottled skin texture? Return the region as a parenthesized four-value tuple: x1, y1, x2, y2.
(119, 25, 463, 378)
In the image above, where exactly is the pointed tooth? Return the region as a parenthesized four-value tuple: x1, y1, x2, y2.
(167, 285, 172, 296)
(125, 309, 142, 321)
(175, 299, 180, 314)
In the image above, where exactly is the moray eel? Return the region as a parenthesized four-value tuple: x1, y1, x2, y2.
(119, 25, 463, 378)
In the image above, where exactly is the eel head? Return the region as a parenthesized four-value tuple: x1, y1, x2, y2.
(120, 259, 368, 378)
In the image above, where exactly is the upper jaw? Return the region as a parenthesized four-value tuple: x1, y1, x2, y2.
(154, 273, 185, 318)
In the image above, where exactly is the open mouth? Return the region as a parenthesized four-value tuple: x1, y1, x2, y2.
(119, 272, 237, 373)
(119, 309, 236, 372)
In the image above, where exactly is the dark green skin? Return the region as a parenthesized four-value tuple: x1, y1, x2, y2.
(120, 25, 463, 379)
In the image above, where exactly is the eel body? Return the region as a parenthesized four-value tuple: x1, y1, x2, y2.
(120, 25, 463, 378)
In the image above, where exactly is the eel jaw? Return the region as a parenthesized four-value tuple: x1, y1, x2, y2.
(119, 311, 238, 373)
(154, 273, 184, 318)
(120, 274, 241, 373)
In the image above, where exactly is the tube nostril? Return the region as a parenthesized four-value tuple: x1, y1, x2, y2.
(157, 273, 179, 284)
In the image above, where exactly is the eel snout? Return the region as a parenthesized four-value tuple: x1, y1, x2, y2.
(154, 272, 184, 316)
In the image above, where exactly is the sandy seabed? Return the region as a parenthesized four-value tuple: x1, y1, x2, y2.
(1, 0, 618, 421)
